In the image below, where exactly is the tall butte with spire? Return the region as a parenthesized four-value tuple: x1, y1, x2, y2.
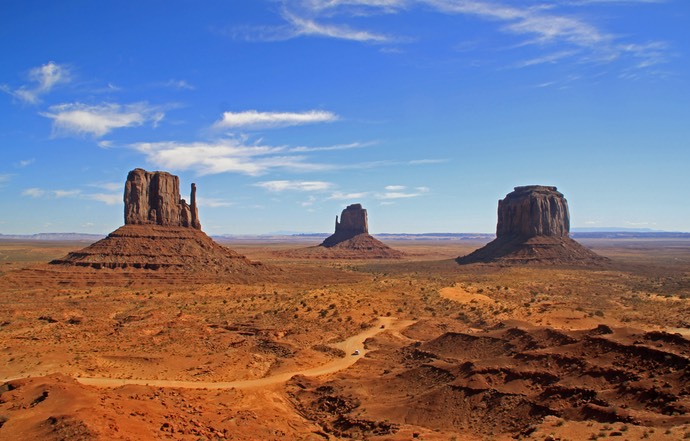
(457, 185, 607, 264)
(317, 203, 404, 258)
(49, 168, 271, 283)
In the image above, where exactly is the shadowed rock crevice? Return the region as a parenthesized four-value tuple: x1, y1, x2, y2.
(458, 185, 606, 265)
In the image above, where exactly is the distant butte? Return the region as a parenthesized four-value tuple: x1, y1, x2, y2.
(48, 168, 272, 283)
(277, 204, 404, 259)
(457, 185, 607, 265)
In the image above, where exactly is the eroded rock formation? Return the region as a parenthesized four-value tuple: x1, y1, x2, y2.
(124, 168, 200, 229)
(457, 185, 606, 265)
(497, 186, 569, 238)
(276, 203, 403, 259)
(48, 168, 272, 283)
(321, 204, 369, 247)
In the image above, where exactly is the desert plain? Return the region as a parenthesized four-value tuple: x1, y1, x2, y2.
(1, 237, 690, 440)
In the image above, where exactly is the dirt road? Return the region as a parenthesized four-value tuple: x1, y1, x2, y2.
(75, 316, 412, 390)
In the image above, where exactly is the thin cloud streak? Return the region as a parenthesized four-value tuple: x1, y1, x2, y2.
(213, 110, 338, 130)
(255, 0, 670, 74)
(255, 180, 334, 192)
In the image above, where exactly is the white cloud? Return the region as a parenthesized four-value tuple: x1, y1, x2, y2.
(328, 191, 369, 200)
(408, 159, 448, 165)
(283, 10, 392, 42)
(267, 0, 669, 73)
(213, 109, 338, 130)
(89, 182, 122, 192)
(196, 197, 234, 208)
(255, 180, 334, 192)
(53, 189, 81, 198)
(22, 188, 46, 198)
(376, 185, 429, 199)
(85, 193, 121, 205)
(130, 138, 373, 176)
(1, 62, 70, 104)
(42, 102, 164, 138)
(301, 195, 317, 207)
(162, 79, 195, 90)
(289, 141, 376, 153)
(13, 158, 35, 168)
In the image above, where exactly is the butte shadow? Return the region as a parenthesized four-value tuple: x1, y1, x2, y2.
(457, 186, 607, 265)
(45, 168, 274, 284)
(276, 204, 404, 259)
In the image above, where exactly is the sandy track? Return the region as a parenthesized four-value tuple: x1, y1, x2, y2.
(73, 317, 412, 390)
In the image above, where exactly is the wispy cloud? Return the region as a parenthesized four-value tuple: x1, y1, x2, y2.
(163, 79, 195, 90)
(213, 109, 338, 130)
(22, 184, 122, 205)
(328, 191, 370, 200)
(22, 188, 46, 198)
(255, 180, 334, 192)
(0, 174, 12, 187)
(196, 197, 234, 208)
(16, 158, 35, 168)
(42, 102, 164, 137)
(131, 139, 292, 176)
(288, 141, 376, 153)
(84, 193, 121, 205)
(248, 0, 670, 75)
(88, 182, 122, 192)
(1, 61, 70, 104)
(22, 188, 82, 198)
(375, 185, 429, 199)
(282, 10, 393, 42)
(407, 158, 448, 165)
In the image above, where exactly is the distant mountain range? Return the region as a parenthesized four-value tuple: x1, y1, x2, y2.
(2, 229, 689, 242)
(0, 233, 105, 241)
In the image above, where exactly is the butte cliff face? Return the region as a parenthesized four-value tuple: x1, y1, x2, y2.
(48, 168, 271, 284)
(457, 186, 606, 265)
(321, 204, 369, 247)
(496, 186, 569, 238)
(124, 168, 201, 229)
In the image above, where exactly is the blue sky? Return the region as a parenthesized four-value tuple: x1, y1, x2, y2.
(1, 0, 688, 234)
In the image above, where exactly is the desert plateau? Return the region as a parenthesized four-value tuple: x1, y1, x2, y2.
(1, 176, 690, 440)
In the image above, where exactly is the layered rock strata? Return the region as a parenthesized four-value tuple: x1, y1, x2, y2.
(49, 168, 271, 282)
(457, 185, 606, 264)
(124, 168, 200, 229)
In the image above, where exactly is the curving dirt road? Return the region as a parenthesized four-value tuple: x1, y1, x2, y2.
(75, 317, 413, 390)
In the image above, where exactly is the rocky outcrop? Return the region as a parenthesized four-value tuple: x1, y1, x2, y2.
(124, 168, 200, 229)
(497, 186, 569, 238)
(458, 186, 606, 265)
(276, 204, 403, 259)
(321, 204, 369, 247)
(48, 168, 273, 283)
